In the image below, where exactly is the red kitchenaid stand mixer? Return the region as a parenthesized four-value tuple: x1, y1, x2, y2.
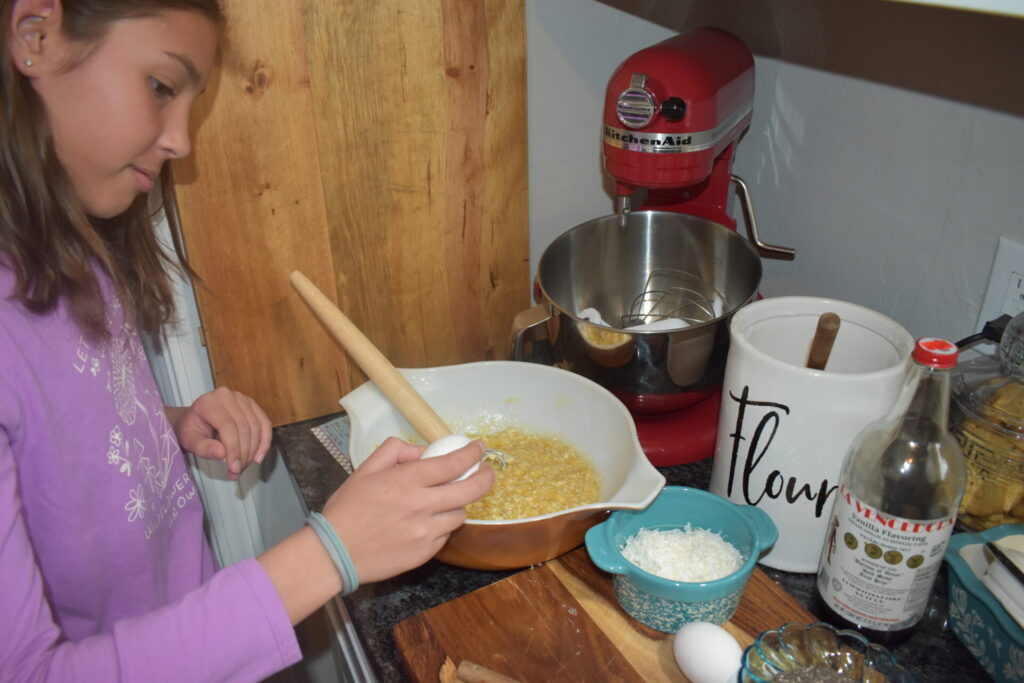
(605, 28, 751, 230)
(600, 28, 793, 464)
(512, 28, 792, 467)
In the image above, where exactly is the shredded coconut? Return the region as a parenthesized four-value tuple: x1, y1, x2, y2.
(620, 525, 743, 582)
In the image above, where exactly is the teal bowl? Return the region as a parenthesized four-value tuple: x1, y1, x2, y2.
(584, 486, 778, 632)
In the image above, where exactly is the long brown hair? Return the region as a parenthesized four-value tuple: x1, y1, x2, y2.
(0, 0, 224, 342)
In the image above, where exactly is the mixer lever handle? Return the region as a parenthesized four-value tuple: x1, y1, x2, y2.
(731, 174, 796, 259)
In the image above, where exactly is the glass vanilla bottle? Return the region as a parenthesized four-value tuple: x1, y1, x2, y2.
(814, 338, 966, 645)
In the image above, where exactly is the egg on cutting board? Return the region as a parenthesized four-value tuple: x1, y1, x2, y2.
(673, 621, 743, 683)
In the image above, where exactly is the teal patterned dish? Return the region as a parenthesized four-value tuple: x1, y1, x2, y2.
(584, 486, 777, 633)
(739, 622, 915, 682)
(944, 523, 1024, 683)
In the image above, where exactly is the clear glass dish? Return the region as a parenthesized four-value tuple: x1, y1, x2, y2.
(740, 622, 916, 682)
(951, 313, 1024, 531)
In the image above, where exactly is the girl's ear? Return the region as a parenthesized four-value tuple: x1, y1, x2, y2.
(9, 0, 63, 77)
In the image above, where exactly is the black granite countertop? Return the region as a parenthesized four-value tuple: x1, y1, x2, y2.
(275, 414, 991, 683)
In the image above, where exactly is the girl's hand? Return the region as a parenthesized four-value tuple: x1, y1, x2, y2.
(321, 437, 495, 584)
(168, 387, 272, 480)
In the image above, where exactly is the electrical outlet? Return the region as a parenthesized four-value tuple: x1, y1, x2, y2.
(977, 236, 1024, 330)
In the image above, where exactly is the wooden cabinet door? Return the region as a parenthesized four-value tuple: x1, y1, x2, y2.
(171, 0, 529, 426)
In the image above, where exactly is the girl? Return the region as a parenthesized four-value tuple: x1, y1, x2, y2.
(0, 1, 495, 680)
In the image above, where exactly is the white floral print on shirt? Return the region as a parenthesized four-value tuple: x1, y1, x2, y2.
(72, 297, 199, 533)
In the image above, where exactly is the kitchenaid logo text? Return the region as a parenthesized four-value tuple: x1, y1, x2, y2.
(720, 386, 838, 517)
(618, 102, 653, 115)
(837, 484, 956, 535)
(604, 125, 692, 148)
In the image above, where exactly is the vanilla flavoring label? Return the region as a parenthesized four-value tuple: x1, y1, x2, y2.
(817, 484, 956, 631)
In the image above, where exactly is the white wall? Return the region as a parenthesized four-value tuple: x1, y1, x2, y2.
(526, 0, 1024, 342)
(524, 2, 673, 265)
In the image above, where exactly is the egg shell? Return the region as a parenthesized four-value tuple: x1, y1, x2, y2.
(421, 434, 479, 481)
(673, 621, 742, 683)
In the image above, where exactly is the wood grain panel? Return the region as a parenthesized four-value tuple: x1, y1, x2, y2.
(170, 1, 529, 425)
(479, 0, 532, 364)
(303, 0, 529, 375)
(394, 546, 816, 682)
(171, 0, 348, 425)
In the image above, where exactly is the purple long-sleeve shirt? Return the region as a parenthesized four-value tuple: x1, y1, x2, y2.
(0, 266, 301, 681)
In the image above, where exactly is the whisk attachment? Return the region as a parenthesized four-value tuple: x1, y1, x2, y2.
(621, 269, 729, 328)
(484, 449, 508, 469)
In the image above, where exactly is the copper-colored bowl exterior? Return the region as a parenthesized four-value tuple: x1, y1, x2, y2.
(436, 509, 611, 570)
(340, 361, 666, 570)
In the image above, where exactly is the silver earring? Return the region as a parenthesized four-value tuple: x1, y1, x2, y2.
(24, 58, 33, 67)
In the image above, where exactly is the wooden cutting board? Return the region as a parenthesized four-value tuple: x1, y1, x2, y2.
(394, 546, 815, 682)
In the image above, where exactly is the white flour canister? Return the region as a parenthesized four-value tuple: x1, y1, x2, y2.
(709, 297, 914, 572)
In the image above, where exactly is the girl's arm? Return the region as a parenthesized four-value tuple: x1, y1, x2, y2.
(259, 437, 494, 624)
(0, 439, 301, 682)
(0, 434, 493, 680)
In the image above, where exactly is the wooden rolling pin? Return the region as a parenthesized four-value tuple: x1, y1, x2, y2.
(806, 312, 841, 371)
(289, 270, 451, 442)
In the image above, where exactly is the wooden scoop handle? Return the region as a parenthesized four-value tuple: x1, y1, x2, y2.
(289, 270, 452, 442)
(456, 661, 522, 683)
(806, 312, 841, 371)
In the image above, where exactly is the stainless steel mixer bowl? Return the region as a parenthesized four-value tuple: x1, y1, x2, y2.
(512, 211, 762, 411)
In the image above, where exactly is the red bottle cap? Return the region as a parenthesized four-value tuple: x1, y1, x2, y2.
(913, 337, 958, 368)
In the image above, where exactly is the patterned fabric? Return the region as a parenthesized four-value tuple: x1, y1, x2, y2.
(312, 415, 354, 474)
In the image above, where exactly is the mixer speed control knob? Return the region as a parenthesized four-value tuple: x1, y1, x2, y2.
(660, 97, 686, 122)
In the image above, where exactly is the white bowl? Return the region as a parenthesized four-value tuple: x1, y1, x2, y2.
(340, 360, 666, 569)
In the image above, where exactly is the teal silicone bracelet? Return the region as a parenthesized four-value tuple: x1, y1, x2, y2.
(306, 512, 360, 596)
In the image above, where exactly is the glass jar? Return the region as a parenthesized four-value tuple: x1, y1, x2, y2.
(949, 312, 1024, 531)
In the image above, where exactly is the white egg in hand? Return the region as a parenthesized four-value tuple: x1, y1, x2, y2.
(421, 434, 479, 481)
(673, 621, 743, 683)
